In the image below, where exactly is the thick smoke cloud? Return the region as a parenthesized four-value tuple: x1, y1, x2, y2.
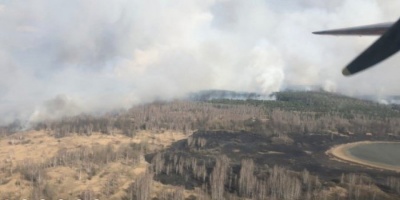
(0, 0, 399, 124)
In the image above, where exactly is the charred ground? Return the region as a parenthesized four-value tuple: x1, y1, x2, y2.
(2, 90, 400, 199)
(145, 90, 400, 199)
(149, 130, 400, 187)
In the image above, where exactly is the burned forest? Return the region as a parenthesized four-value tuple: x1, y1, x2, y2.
(1, 90, 400, 199)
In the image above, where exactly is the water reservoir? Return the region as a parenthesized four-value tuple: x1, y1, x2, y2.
(346, 142, 400, 167)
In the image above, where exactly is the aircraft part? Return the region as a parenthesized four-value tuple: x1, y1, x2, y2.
(313, 22, 392, 36)
(342, 18, 400, 75)
(313, 19, 400, 76)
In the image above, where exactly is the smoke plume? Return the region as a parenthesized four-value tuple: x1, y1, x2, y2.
(0, 0, 399, 124)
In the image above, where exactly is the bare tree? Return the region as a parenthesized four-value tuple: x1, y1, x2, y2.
(239, 159, 256, 198)
(210, 155, 230, 200)
(129, 170, 153, 200)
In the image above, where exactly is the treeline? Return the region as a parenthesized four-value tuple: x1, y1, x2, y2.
(25, 91, 400, 140)
(267, 109, 400, 135)
(33, 101, 266, 138)
(0, 119, 24, 136)
(28, 99, 400, 141)
(2, 91, 400, 138)
(272, 91, 399, 118)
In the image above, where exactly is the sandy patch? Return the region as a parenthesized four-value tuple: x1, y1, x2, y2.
(326, 141, 400, 172)
(267, 151, 284, 154)
(257, 151, 284, 155)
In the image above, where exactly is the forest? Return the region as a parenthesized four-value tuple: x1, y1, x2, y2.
(1, 90, 400, 199)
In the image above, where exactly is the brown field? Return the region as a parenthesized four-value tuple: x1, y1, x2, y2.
(0, 130, 192, 199)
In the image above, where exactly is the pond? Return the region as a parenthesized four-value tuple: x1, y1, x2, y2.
(346, 142, 400, 167)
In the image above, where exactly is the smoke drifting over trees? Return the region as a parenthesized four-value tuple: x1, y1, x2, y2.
(1, 0, 400, 124)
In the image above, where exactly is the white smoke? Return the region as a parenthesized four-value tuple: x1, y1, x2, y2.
(0, 0, 399, 124)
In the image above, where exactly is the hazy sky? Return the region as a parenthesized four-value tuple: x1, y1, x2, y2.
(1, 0, 400, 124)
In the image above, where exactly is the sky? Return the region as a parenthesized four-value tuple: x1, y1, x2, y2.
(0, 0, 400, 124)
